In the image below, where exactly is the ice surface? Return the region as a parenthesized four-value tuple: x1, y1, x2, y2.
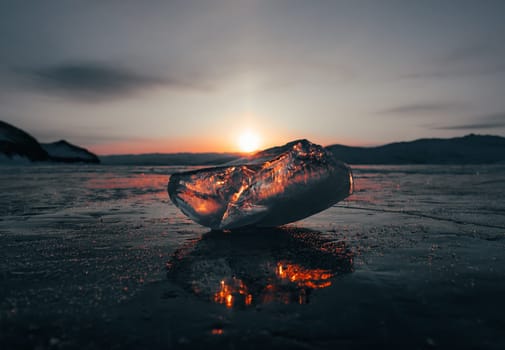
(167, 139, 353, 229)
(2, 160, 505, 348)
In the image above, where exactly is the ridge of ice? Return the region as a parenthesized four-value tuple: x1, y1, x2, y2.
(168, 139, 353, 230)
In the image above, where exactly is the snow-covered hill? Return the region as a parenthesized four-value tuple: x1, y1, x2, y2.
(1, 120, 100, 163)
(42, 140, 100, 163)
(0, 121, 49, 161)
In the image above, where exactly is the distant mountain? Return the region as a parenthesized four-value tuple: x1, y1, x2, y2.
(100, 153, 240, 166)
(103, 135, 505, 166)
(0, 120, 49, 161)
(0, 120, 99, 163)
(42, 140, 100, 163)
(326, 134, 505, 164)
(3, 120, 503, 165)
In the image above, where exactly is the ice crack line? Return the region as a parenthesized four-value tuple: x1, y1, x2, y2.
(334, 205, 505, 230)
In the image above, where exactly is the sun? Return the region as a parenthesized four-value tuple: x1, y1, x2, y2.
(238, 130, 261, 153)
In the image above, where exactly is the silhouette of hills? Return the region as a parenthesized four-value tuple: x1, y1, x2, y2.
(0, 120, 49, 161)
(2, 119, 504, 165)
(326, 134, 505, 164)
(41, 140, 100, 163)
(0, 120, 99, 163)
(102, 134, 505, 165)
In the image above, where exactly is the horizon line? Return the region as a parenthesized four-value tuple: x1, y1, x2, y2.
(94, 133, 502, 156)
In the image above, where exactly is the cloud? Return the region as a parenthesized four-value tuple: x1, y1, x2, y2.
(402, 42, 505, 80)
(0, 115, 132, 144)
(402, 64, 505, 80)
(378, 102, 460, 115)
(442, 43, 504, 64)
(12, 62, 209, 101)
(33, 126, 130, 144)
(430, 113, 505, 130)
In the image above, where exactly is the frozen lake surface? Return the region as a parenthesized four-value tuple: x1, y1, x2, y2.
(1, 164, 505, 349)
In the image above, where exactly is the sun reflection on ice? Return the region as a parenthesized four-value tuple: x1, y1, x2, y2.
(166, 227, 354, 309)
(211, 262, 337, 308)
(276, 262, 333, 289)
(213, 277, 253, 308)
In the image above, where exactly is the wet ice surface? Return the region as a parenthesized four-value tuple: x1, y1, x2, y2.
(167, 228, 354, 308)
(1, 164, 505, 349)
(0, 165, 204, 323)
(347, 165, 505, 230)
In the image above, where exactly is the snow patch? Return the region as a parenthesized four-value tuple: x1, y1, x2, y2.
(0, 154, 31, 164)
(43, 143, 91, 159)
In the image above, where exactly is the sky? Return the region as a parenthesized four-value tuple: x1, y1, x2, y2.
(1, 0, 505, 154)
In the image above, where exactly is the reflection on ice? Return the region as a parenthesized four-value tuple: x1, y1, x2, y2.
(166, 227, 353, 308)
(276, 261, 333, 289)
(86, 172, 168, 201)
(213, 277, 253, 308)
(168, 139, 353, 229)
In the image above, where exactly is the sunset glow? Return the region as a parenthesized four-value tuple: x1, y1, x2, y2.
(2, 2, 505, 154)
(237, 130, 261, 153)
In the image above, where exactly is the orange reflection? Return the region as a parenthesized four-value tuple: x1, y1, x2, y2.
(276, 262, 333, 289)
(171, 167, 245, 218)
(211, 261, 335, 308)
(166, 228, 354, 310)
(345, 174, 387, 206)
(86, 173, 168, 200)
(87, 173, 168, 190)
(231, 142, 327, 205)
(178, 191, 222, 215)
(213, 277, 253, 309)
(260, 261, 334, 305)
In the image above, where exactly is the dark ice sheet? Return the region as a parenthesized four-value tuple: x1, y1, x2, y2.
(1, 164, 505, 349)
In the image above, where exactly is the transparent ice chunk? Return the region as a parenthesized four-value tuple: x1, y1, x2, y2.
(168, 139, 353, 230)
